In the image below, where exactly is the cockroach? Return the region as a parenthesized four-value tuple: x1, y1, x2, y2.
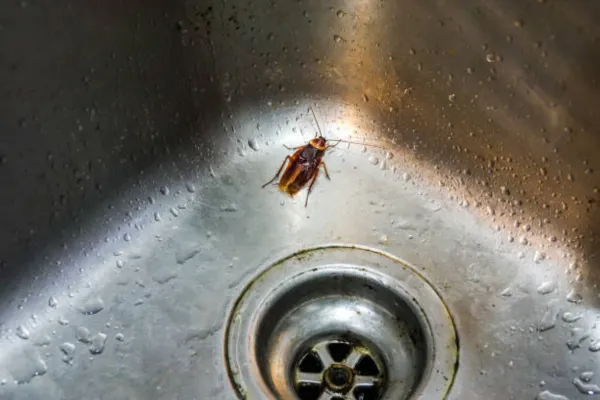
(261, 107, 384, 207)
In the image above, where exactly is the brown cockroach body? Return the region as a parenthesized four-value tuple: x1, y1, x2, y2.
(262, 107, 383, 207)
(261, 136, 338, 207)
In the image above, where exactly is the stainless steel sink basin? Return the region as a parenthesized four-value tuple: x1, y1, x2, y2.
(1, 0, 600, 399)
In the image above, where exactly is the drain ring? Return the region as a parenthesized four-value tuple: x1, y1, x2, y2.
(224, 245, 458, 399)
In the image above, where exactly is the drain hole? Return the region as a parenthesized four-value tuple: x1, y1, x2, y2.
(328, 342, 352, 362)
(327, 366, 352, 387)
(355, 355, 380, 376)
(297, 384, 323, 399)
(298, 351, 324, 373)
(354, 386, 381, 400)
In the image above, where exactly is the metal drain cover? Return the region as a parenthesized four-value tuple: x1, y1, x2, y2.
(294, 338, 386, 400)
(224, 245, 458, 400)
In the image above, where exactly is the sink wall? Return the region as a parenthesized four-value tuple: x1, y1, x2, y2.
(1, 0, 600, 399)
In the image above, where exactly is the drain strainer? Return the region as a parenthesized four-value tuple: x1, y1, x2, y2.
(294, 339, 385, 400)
(224, 245, 458, 400)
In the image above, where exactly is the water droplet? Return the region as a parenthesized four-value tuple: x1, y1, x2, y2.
(89, 332, 107, 354)
(566, 327, 589, 350)
(248, 138, 260, 151)
(154, 270, 177, 284)
(500, 186, 510, 195)
(589, 339, 600, 352)
(170, 207, 179, 217)
(519, 236, 528, 245)
(116, 259, 124, 268)
(538, 306, 557, 331)
(537, 281, 556, 295)
(566, 289, 583, 304)
(115, 333, 124, 341)
(534, 251, 545, 263)
(160, 186, 170, 195)
(186, 183, 196, 193)
(123, 233, 131, 242)
(75, 326, 92, 343)
(80, 297, 104, 315)
(336, 9, 345, 17)
(448, 93, 456, 102)
(59, 342, 75, 363)
(535, 390, 570, 400)
(486, 53, 501, 63)
(9, 349, 47, 383)
(48, 296, 58, 308)
(500, 287, 512, 297)
(154, 212, 161, 222)
(569, 262, 579, 271)
(220, 204, 238, 212)
(573, 377, 600, 395)
(16, 325, 30, 340)
(368, 156, 379, 166)
(58, 316, 69, 326)
(562, 312, 583, 323)
(378, 235, 388, 244)
(133, 298, 144, 306)
(60, 342, 76, 355)
(402, 173, 411, 182)
(333, 34, 344, 43)
(176, 247, 200, 265)
(581, 371, 594, 382)
(34, 335, 51, 347)
(379, 159, 387, 170)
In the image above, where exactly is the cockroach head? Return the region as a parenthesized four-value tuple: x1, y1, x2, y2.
(309, 136, 327, 151)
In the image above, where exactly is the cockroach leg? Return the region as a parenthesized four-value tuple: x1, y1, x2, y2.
(283, 144, 302, 151)
(262, 155, 290, 188)
(304, 168, 320, 207)
(320, 161, 331, 180)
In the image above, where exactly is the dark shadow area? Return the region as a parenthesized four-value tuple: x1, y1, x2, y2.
(0, 0, 221, 299)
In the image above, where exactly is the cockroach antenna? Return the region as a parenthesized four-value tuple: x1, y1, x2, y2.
(308, 104, 387, 149)
(308, 105, 324, 138)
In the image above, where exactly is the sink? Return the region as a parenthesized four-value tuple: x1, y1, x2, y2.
(1, 0, 600, 399)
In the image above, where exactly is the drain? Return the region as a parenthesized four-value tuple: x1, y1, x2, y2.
(295, 339, 385, 400)
(224, 245, 458, 400)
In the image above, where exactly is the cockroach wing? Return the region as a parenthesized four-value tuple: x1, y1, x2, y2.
(278, 159, 308, 196)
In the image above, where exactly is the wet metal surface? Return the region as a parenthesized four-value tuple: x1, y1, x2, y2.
(1, 0, 600, 399)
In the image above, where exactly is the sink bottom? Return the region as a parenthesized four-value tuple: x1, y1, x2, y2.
(0, 101, 585, 400)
